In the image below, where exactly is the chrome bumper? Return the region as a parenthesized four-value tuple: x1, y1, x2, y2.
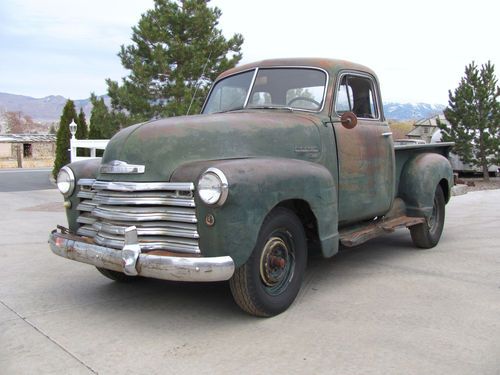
(49, 227, 235, 282)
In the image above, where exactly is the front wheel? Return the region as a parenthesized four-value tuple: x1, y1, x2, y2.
(229, 208, 307, 317)
(96, 267, 138, 282)
(410, 185, 446, 248)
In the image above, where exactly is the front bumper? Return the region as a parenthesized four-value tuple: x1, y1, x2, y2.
(49, 228, 235, 282)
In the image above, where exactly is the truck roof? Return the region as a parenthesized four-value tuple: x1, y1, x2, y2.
(217, 58, 377, 81)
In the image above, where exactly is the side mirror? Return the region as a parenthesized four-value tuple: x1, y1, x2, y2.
(340, 112, 357, 129)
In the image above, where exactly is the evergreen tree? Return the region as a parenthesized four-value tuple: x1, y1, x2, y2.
(89, 93, 120, 139)
(76, 108, 89, 156)
(53, 100, 77, 179)
(106, 0, 244, 122)
(438, 61, 500, 180)
(76, 108, 88, 139)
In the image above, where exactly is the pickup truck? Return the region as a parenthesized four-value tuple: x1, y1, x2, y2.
(50, 58, 454, 317)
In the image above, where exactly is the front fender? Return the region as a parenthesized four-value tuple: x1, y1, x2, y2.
(63, 158, 102, 231)
(171, 158, 338, 267)
(398, 153, 453, 218)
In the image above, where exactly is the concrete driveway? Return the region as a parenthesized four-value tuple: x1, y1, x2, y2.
(1, 188, 499, 374)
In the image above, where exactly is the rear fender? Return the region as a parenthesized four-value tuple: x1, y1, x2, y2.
(398, 153, 453, 218)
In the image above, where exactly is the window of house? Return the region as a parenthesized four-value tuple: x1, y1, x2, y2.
(335, 74, 378, 119)
(23, 143, 33, 158)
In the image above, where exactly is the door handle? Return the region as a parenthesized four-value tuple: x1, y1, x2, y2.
(381, 132, 393, 137)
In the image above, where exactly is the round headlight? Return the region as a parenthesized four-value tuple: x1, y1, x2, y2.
(57, 166, 75, 197)
(198, 168, 228, 206)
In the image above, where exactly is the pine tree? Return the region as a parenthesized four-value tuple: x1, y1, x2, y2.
(75, 108, 88, 156)
(438, 61, 500, 180)
(76, 108, 88, 139)
(53, 100, 77, 179)
(89, 94, 109, 139)
(106, 0, 243, 123)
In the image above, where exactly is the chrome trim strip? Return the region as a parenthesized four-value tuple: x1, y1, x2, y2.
(92, 180, 195, 192)
(59, 166, 76, 197)
(100, 160, 145, 174)
(203, 66, 329, 114)
(94, 234, 200, 254)
(49, 230, 234, 282)
(92, 205, 197, 223)
(93, 193, 195, 207)
(243, 68, 259, 108)
(94, 221, 199, 239)
(201, 68, 257, 113)
(77, 191, 95, 199)
(77, 225, 97, 237)
(76, 214, 97, 225)
(77, 178, 96, 187)
(199, 167, 229, 207)
(248, 66, 329, 113)
(76, 202, 96, 212)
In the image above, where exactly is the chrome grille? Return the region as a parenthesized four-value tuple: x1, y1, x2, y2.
(76, 179, 199, 254)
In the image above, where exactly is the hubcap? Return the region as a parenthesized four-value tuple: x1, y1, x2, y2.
(259, 234, 295, 295)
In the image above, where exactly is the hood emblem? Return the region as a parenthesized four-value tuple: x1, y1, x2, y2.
(100, 160, 145, 174)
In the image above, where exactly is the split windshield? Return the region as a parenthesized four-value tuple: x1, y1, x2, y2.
(202, 68, 327, 114)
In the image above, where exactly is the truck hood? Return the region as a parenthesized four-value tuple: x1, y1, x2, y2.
(99, 111, 323, 181)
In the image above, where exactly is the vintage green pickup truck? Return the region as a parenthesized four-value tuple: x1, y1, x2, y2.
(50, 58, 454, 316)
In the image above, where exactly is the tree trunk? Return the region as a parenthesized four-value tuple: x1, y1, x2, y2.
(16, 144, 23, 168)
(482, 164, 490, 181)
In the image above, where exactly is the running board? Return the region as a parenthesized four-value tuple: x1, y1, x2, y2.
(339, 215, 425, 247)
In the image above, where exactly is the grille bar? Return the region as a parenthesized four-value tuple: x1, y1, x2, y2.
(76, 179, 199, 255)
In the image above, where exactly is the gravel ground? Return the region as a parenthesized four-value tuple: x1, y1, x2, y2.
(460, 177, 500, 192)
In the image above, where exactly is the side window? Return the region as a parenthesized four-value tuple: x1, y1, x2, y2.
(335, 75, 378, 119)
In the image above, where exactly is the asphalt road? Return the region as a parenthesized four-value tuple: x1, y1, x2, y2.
(0, 188, 499, 374)
(0, 168, 54, 192)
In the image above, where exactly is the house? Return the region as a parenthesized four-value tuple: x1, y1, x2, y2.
(406, 114, 449, 143)
(0, 134, 56, 168)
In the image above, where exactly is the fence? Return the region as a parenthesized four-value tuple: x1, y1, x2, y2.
(70, 138, 109, 162)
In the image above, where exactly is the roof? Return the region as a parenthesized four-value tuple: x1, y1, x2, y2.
(414, 114, 448, 127)
(0, 134, 56, 143)
(217, 58, 377, 81)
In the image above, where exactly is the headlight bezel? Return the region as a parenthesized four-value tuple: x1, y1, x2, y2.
(57, 166, 75, 197)
(197, 167, 229, 206)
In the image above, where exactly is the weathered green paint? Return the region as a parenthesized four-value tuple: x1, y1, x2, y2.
(100, 112, 324, 182)
(64, 158, 101, 232)
(59, 58, 454, 267)
(171, 158, 338, 266)
(398, 153, 454, 217)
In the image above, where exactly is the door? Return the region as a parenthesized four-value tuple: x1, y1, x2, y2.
(332, 72, 395, 225)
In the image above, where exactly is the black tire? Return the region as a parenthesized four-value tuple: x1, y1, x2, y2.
(410, 185, 445, 248)
(96, 267, 138, 282)
(229, 208, 307, 317)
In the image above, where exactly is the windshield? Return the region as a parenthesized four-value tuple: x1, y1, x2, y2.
(202, 68, 327, 114)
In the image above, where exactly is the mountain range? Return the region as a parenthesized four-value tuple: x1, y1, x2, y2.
(0, 92, 445, 123)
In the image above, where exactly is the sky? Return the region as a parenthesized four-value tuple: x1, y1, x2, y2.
(0, 0, 498, 104)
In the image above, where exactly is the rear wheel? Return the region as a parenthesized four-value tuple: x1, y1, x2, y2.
(96, 267, 138, 282)
(410, 185, 445, 248)
(229, 208, 307, 317)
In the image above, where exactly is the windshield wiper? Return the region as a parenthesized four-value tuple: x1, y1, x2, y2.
(215, 104, 295, 114)
(247, 105, 294, 112)
(215, 106, 245, 114)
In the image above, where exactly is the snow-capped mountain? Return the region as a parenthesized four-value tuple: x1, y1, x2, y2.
(383, 102, 446, 121)
(0, 92, 445, 122)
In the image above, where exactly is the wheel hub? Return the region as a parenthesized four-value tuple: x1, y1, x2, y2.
(260, 237, 291, 287)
